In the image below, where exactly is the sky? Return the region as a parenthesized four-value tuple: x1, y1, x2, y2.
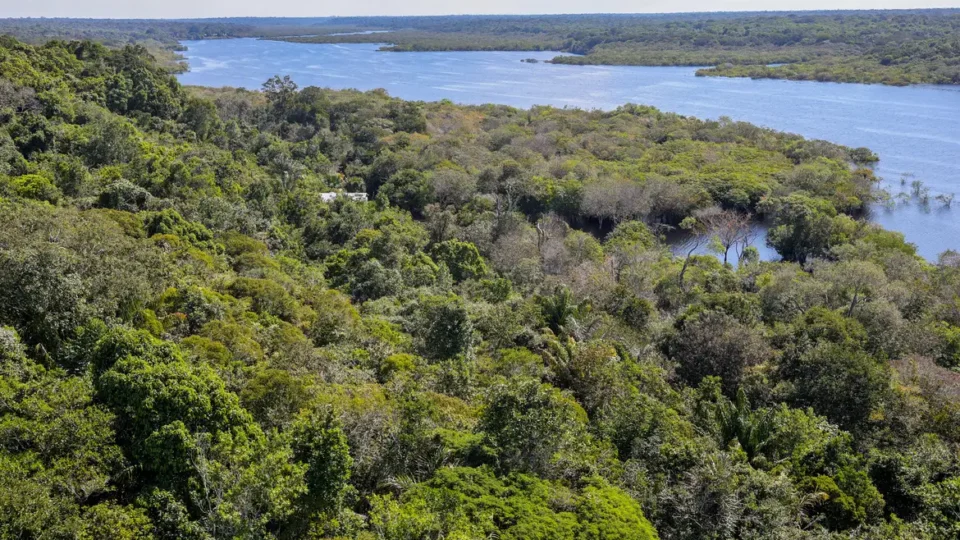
(3, 0, 959, 19)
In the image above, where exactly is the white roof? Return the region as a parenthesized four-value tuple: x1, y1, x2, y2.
(320, 192, 368, 203)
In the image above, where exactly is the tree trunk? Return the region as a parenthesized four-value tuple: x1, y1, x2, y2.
(678, 245, 698, 292)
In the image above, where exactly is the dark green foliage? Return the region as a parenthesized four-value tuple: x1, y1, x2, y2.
(618, 295, 656, 329)
(430, 239, 489, 282)
(410, 294, 474, 361)
(668, 310, 771, 395)
(379, 168, 432, 213)
(0, 35, 957, 538)
(388, 101, 427, 134)
(287, 406, 352, 531)
(478, 378, 596, 478)
(349, 259, 403, 302)
(784, 342, 891, 433)
(92, 329, 257, 469)
(0, 335, 140, 538)
(762, 193, 859, 263)
(0, 203, 162, 357)
(103, 44, 185, 119)
(91, 328, 308, 536)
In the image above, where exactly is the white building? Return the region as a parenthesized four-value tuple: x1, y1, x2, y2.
(319, 192, 368, 203)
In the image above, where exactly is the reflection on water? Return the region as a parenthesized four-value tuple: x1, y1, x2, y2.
(664, 222, 778, 264)
(179, 39, 960, 260)
(327, 30, 392, 36)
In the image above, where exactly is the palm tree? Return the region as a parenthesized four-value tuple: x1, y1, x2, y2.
(714, 388, 776, 463)
(538, 286, 579, 337)
(538, 286, 599, 342)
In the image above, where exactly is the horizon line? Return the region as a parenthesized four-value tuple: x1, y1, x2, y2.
(4, 7, 960, 21)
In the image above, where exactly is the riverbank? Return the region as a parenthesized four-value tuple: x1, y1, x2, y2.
(179, 38, 960, 259)
(270, 10, 960, 87)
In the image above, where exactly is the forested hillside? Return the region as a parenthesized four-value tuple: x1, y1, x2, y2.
(3, 37, 960, 539)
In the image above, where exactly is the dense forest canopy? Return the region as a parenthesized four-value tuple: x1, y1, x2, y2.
(3, 36, 960, 539)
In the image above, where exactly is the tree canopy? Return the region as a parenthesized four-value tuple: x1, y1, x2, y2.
(0, 36, 958, 539)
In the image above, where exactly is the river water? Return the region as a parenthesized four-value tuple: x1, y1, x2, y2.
(179, 38, 960, 260)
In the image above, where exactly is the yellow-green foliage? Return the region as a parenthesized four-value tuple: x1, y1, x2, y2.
(0, 35, 956, 540)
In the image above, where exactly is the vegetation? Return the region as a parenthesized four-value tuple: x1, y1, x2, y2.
(0, 18, 255, 72)
(278, 11, 960, 86)
(3, 36, 960, 539)
(4, 11, 959, 85)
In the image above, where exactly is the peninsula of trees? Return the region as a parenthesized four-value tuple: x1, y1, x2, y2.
(4, 36, 960, 539)
(278, 11, 960, 85)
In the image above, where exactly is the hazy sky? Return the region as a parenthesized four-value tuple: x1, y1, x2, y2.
(3, 0, 959, 19)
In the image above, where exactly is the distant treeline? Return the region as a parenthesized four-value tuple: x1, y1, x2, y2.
(0, 18, 256, 71)
(0, 18, 253, 45)
(278, 10, 960, 85)
(2, 10, 960, 84)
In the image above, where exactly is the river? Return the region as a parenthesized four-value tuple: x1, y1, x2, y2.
(178, 38, 960, 260)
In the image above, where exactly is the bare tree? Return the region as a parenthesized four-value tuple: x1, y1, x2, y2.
(537, 213, 573, 275)
(699, 209, 754, 265)
(581, 178, 651, 228)
(581, 180, 619, 229)
(430, 169, 477, 207)
(615, 182, 652, 225)
(479, 163, 531, 239)
(677, 216, 711, 292)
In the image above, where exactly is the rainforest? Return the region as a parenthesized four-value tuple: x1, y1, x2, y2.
(2, 34, 960, 540)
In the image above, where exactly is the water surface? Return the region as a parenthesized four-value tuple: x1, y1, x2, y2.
(327, 30, 392, 36)
(179, 38, 960, 260)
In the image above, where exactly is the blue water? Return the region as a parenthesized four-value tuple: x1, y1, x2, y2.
(328, 30, 392, 36)
(179, 38, 960, 260)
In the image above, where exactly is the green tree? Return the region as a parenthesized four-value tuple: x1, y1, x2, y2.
(285, 406, 352, 535)
(409, 294, 474, 361)
(92, 328, 307, 536)
(4, 173, 61, 202)
(241, 368, 313, 431)
(667, 310, 771, 395)
(762, 193, 858, 263)
(380, 169, 432, 214)
(576, 477, 659, 540)
(783, 342, 891, 433)
(368, 467, 657, 540)
(430, 239, 489, 282)
(478, 378, 596, 479)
